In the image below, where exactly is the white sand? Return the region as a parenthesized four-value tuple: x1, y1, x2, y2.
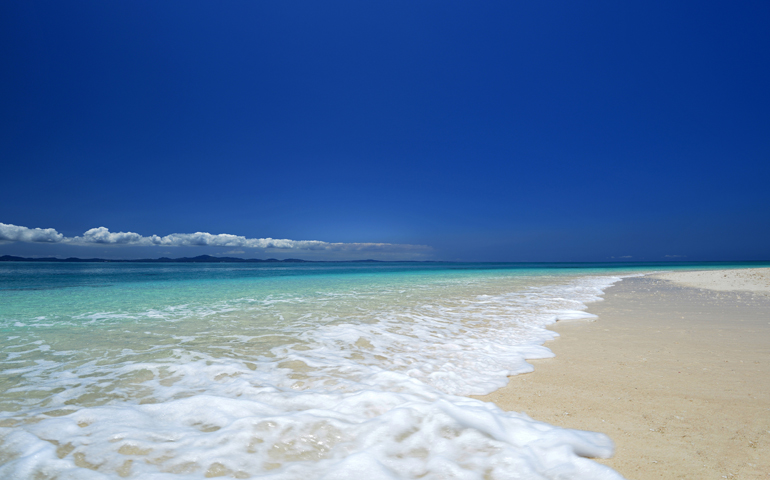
(473, 268, 770, 479)
(652, 267, 770, 294)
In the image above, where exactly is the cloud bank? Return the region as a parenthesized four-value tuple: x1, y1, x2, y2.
(0, 223, 429, 254)
(0, 223, 64, 243)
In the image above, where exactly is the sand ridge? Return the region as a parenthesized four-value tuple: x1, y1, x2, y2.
(473, 269, 770, 479)
(652, 268, 770, 294)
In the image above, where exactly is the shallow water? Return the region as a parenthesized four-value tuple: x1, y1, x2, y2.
(0, 261, 762, 479)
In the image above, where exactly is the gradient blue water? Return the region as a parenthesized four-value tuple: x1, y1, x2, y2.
(1, 261, 765, 407)
(1, 261, 763, 325)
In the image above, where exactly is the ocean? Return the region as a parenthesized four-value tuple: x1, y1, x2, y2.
(0, 261, 763, 479)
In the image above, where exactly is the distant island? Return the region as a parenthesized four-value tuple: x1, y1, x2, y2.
(0, 255, 387, 264)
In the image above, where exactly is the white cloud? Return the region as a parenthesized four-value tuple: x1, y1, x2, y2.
(0, 222, 430, 254)
(0, 223, 64, 243)
(78, 227, 147, 245)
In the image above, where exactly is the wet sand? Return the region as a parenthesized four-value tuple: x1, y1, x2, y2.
(473, 268, 770, 479)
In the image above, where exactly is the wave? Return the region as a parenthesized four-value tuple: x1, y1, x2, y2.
(0, 274, 626, 479)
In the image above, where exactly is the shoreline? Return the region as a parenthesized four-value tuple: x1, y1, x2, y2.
(473, 268, 770, 479)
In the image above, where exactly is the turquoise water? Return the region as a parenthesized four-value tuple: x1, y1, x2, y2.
(3, 260, 759, 322)
(0, 261, 765, 479)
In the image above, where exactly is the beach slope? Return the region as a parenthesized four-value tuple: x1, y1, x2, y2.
(474, 268, 770, 479)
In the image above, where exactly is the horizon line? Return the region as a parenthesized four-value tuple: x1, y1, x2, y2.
(2, 255, 769, 265)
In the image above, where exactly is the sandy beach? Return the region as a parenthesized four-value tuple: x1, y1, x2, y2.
(474, 268, 770, 479)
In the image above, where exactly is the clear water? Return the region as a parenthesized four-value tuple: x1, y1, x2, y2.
(0, 261, 764, 479)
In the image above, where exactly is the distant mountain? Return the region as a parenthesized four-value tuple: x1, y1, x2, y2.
(0, 255, 387, 263)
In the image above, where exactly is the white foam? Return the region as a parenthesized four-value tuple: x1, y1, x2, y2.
(0, 274, 627, 479)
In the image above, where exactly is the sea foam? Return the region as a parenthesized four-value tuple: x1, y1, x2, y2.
(0, 272, 626, 479)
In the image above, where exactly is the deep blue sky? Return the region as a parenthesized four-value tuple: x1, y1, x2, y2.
(2, 1, 769, 261)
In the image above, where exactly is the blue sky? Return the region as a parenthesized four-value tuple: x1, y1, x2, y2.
(2, 1, 769, 261)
